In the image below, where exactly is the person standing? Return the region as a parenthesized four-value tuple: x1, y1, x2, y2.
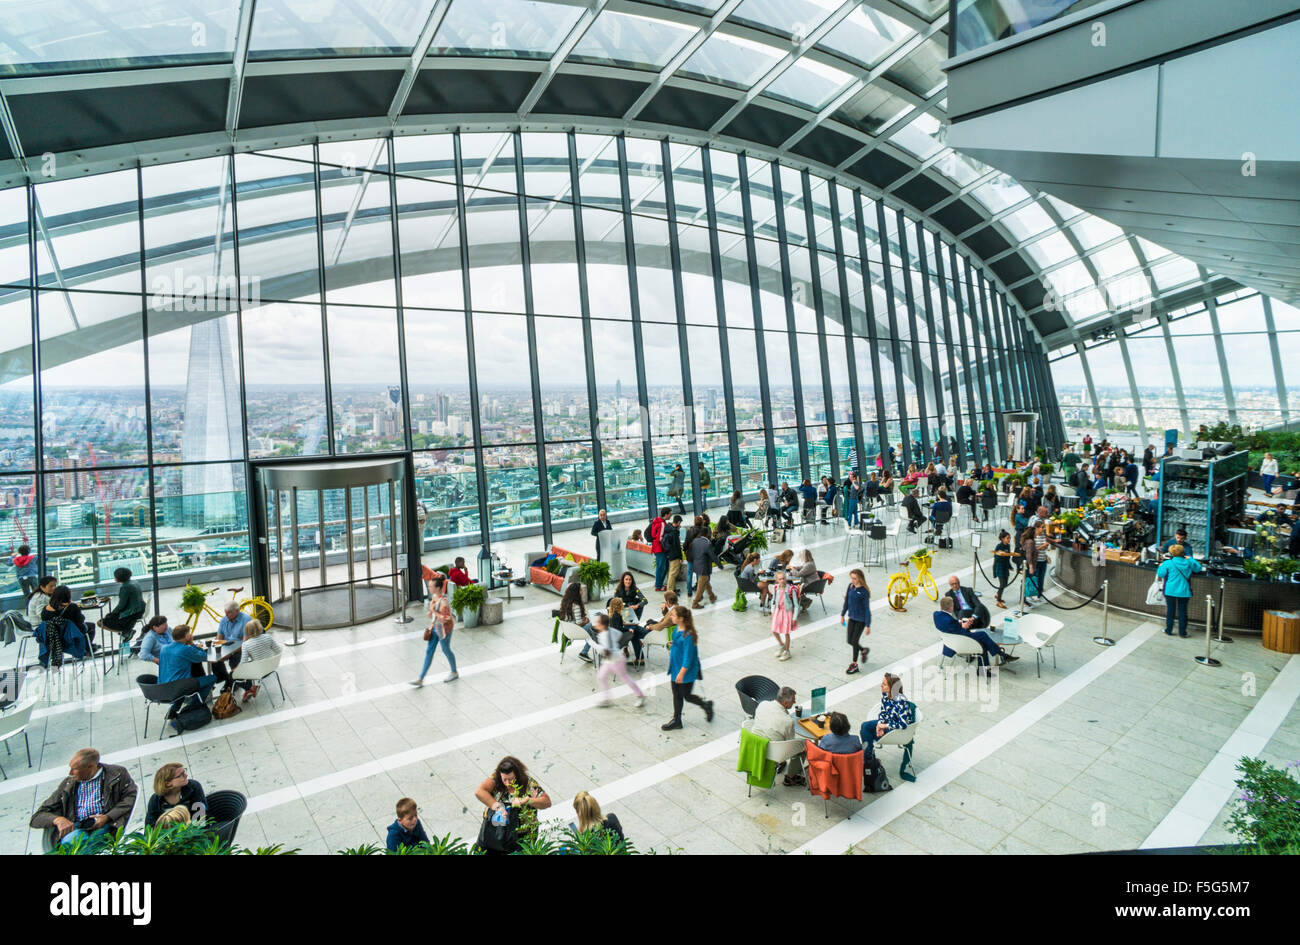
(843, 471, 860, 527)
(769, 570, 799, 661)
(593, 613, 645, 708)
(11, 545, 39, 597)
(590, 508, 612, 561)
(1261, 453, 1279, 496)
(660, 515, 683, 596)
(991, 529, 1016, 609)
(410, 572, 458, 685)
(840, 568, 871, 675)
(661, 606, 712, 730)
(474, 757, 551, 853)
(650, 507, 670, 591)
(688, 525, 721, 608)
(1082, 433, 1092, 455)
(667, 464, 686, 514)
(29, 748, 138, 851)
(1157, 543, 1203, 638)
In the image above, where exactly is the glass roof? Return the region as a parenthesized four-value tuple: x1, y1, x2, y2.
(0, 0, 1232, 350)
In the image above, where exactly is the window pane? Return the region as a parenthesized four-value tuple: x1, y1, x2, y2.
(327, 305, 405, 453)
(241, 301, 328, 457)
(416, 449, 480, 542)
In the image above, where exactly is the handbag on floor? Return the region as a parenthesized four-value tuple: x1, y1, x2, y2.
(213, 689, 241, 720)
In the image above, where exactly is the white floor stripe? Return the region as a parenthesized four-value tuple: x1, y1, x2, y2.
(790, 622, 1159, 855)
(1141, 652, 1300, 849)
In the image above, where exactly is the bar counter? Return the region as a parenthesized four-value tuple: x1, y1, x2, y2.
(1050, 542, 1300, 633)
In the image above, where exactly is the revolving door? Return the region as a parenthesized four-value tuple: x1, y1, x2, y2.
(251, 457, 415, 631)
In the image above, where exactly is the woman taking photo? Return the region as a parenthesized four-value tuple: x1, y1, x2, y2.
(662, 606, 713, 730)
(1156, 543, 1203, 637)
(840, 568, 871, 675)
(410, 572, 458, 685)
(475, 756, 551, 853)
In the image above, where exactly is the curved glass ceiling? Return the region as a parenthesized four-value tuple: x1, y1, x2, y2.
(0, 0, 1230, 351)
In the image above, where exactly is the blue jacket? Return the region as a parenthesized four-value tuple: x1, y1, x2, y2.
(818, 732, 862, 754)
(823, 484, 838, 504)
(1157, 555, 1203, 599)
(841, 584, 871, 624)
(668, 630, 701, 684)
(386, 819, 430, 852)
(798, 484, 818, 503)
(159, 640, 208, 685)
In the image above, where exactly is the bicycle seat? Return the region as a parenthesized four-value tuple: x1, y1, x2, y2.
(226, 586, 245, 594)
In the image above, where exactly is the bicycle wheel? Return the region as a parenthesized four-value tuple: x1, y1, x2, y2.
(241, 597, 274, 631)
(920, 571, 938, 601)
(885, 575, 910, 612)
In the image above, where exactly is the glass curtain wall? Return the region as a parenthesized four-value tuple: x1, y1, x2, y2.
(0, 131, 1048, 605)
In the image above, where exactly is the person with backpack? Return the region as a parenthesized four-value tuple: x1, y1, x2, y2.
(411, 572, 458, 685)
(11, 544, 39, 597)
(857, 673, 917, 783)
(593, 612, 645, 708)
(650, 507, 670, 591)
(660, 515, 683, 596)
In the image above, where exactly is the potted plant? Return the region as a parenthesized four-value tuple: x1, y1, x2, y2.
(575, 559, 612, 601)
(740, 527, 768, 555)
(180, 584, 207, 622)
(451, 583, 486, 627)
(1226, 757, 1300, 854)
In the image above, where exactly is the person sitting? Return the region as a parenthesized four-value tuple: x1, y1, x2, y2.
(554, 582, 597, 664)
(798, 478, 818, 523)
(792, 550, 820, 614)
(928, 489, 953, 545)
(29, 748, 138, 851)
(979, 482, 999, 522)
(145, 762, 208, 827)
(944, 575, 989, 629)
(26, 574, 56, 629)
(819, 477, 838, 522)
(901, 490, 924, 533)
(214, 602, 252, 694)
(857, 674, 915, 781)
(756, 489, 772, 528)
(752, 686, 805, 786)
(387, 797, 430, 852)
(629, 529, 644, 543)
(955, 478, 976, 516)
(934, 597, 1015, 668)
(137, 615, 171, 665)
(628, 592, 678, 667)
(818, 711, 863, 754)
(37, 585, 92, 666)
(739, 553, 770, 611)
(609, 571, 648, 620)
(159, 623, 233, 710)
(728, 490, 749, 528)
(447, 557, 473, 587)
(155, 805, 190, 829)
(571, 790, 624, 842)
(236, 618, 281, 703)
(778, 482, 799, 526)
(97, 567, 145, 642)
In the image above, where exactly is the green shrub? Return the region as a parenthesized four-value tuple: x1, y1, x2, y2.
(50, 822, 299, 856)
(451, 582, 486, 620)
(1226, 757, 1300, 854)
(576, 559, 612, 598)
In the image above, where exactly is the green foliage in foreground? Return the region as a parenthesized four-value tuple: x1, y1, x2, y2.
(1227, 757, 1300, 855)
(48, 822, 297, 856)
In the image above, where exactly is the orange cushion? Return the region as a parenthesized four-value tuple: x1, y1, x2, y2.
(626, 541, 652, 553)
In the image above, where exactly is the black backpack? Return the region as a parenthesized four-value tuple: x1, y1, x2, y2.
(863, 756, 893, 793)
(173, 696, 212, 733)
(477, 805, 520, 853)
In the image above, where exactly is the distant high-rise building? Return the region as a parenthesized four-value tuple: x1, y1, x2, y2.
(181, 318, 242, 527)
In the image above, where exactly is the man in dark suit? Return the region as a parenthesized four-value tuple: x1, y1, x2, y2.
(934, 598, 1015, 667)
(955, 478, 977, 517)
(901, 490, 924, 533)
(944, 575, 989, 629)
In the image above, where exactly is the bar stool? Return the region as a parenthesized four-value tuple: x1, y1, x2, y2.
(841, 524, 866, 566)
(864, 522, 887, 569)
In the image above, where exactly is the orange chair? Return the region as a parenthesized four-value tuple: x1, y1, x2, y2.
(804, 740, 864, 817)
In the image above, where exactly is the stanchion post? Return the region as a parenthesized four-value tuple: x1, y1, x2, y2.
(394, 571, 413, 624)
(1093, 579, 1114, 646)
(284, 586, 307, 647)
(1216, 577, 1233, 644)
(1195, 592, 1220, 667)
(1015, 567, 1027, 616)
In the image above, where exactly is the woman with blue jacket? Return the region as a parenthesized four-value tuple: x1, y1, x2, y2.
(661, 606, 713, 731)
(1156, 543, 1203, 637)
(840, 568, 871, 675)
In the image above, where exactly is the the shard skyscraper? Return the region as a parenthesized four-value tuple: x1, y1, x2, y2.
(181, 314, 243, 527)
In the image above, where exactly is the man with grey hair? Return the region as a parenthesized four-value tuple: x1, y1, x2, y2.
(30, 748, 138, 850)
(216, 601, 252, 694)
(751, 686, 805, 786)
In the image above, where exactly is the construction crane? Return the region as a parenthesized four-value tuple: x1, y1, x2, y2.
(86, 444, 115, 543)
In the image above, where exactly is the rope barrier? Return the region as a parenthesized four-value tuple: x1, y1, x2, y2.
(971, 551, 1105, 611)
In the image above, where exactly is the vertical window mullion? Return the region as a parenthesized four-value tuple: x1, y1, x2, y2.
(701, 146, 744, 494)
(771, 163, 809, 482)
(876, 201, 909, 468)
(854, 191, 889, 466)
(949, 244, 982, 467)
(567, 132, 606, 512)
(738, 155, 778, 485)
(828, 185, 866, 477)
(802, 170, 839, 483)
(896, 209, 929, 465)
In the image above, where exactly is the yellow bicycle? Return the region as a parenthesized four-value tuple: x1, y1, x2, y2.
(885, 549, 938, 612)
(181, 582, 275, 633)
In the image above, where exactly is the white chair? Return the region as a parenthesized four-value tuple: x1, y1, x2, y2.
(639, 625, 673, 668)
(841, 523, 867, 565)
(937, 630, 991, 674)
(555, 620, 589, 664)
(1015, 613, 1065, 677)
(0, 699, 36, 779)
(231, 649, 286, 706)
(885, 519, 903, 562)
(740, 719, 808, 797)
(874, 706, 923, 749)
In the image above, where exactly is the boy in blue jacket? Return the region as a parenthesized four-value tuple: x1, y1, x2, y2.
(387, 797, 430, 852)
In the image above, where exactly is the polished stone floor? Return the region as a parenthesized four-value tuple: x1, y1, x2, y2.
(3, 510, 1298, 855)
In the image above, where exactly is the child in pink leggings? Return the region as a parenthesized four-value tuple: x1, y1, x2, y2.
(593, 614, 645, 707)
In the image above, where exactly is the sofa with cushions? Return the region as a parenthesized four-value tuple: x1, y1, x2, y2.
(625, 539, 655, 577)
(526, 546, 590, 596)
